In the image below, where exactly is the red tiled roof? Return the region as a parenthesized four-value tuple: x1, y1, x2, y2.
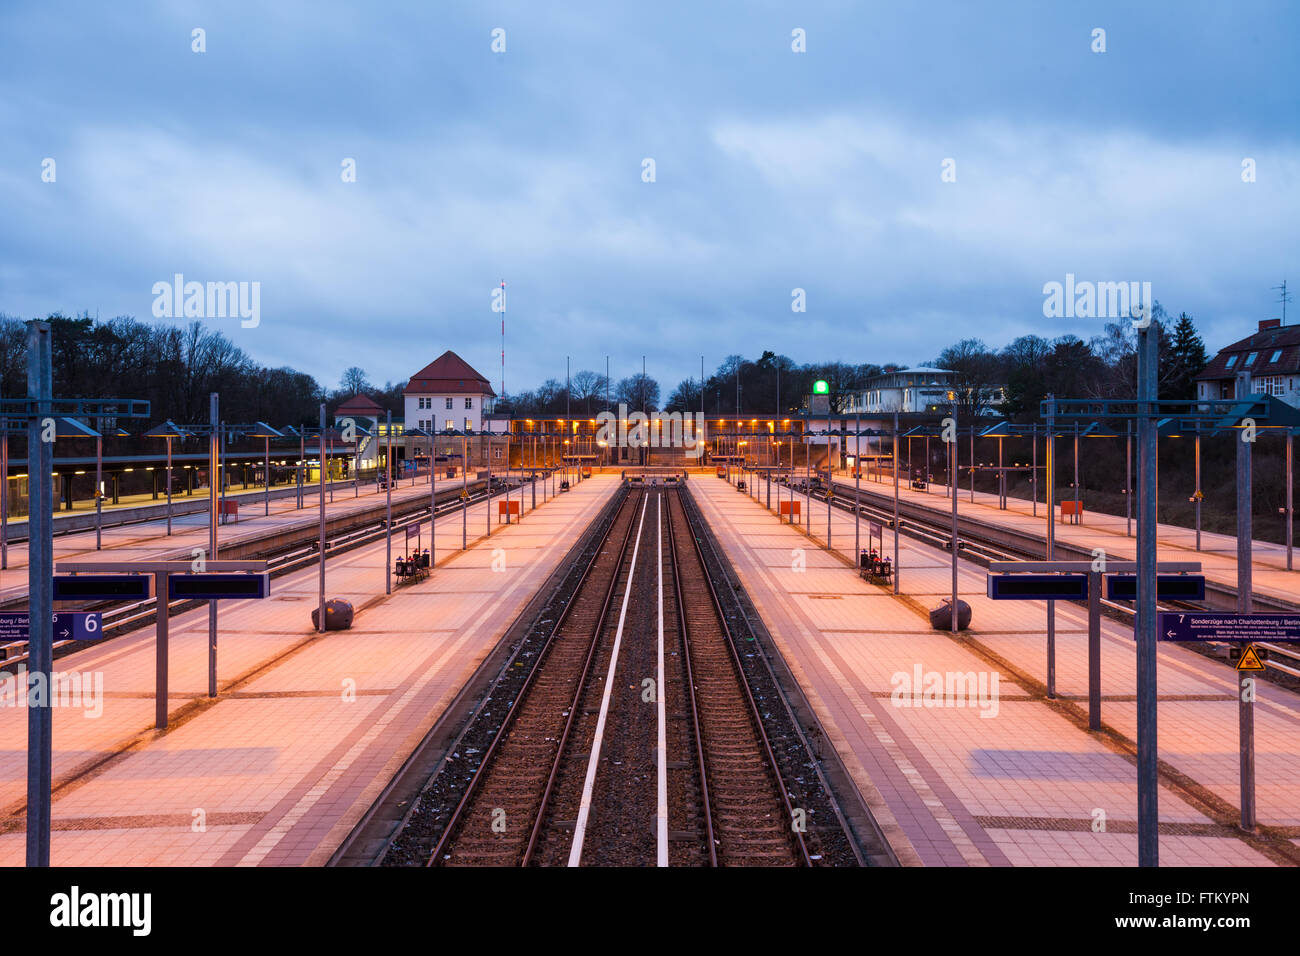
(335, 394, 383, 414)
(1196, 325, 1300, 381)
(403, 350, 496, 396)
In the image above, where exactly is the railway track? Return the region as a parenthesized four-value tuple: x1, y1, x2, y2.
(431, 487, 644, 865)
(664, 488, 808, 865)
(365, 482, 868, 867)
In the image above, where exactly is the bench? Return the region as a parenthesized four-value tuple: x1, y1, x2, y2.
(395, 552, 431, 583)
(498, 500, 521, 522)
(560, 480, 570, 492)
(858, 550, 893, 584)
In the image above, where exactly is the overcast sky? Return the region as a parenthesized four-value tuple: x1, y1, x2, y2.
(2, 1, 1297, 396)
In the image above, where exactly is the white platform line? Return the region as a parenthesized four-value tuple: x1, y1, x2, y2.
(568, 492, 649, 867)
(656, 492, 669, 866)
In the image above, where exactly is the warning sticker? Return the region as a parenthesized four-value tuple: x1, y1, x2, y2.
(1236, 645, 1266, 672)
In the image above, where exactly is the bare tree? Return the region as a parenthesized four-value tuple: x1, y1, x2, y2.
(570, 369, 609, 413)
(340, 366, 371, 396)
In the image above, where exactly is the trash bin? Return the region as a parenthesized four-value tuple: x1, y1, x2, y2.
(311, 599, 354, 631)
(929, 598, 971, 631)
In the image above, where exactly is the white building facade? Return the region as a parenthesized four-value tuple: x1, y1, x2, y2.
(403, 351, 497, 433)
(847, 367, 1006, 415)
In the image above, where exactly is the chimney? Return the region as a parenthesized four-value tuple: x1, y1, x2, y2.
(1259, 318, 1282, 331)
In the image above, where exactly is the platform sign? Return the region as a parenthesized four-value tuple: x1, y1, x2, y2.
(167, 572, 270, 601)
(52, 574, 152, 602)
(1107, 574, 1206, 602)
(1158, 612, 1300, 643)
(987, 573, 1089, 601)
(0, 611, 103, 643)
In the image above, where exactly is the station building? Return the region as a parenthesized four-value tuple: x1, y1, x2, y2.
(404, 350, 496, 434)
(845, 367, 1007, 416)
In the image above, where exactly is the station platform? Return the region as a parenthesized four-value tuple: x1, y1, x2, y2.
(827, 469, 1299, 608)
(690, 475, 1300, 866)
(0, 472, 526, 603)
(0, 475, 616, 866)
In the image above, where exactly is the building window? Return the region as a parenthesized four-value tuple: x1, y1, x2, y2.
(1270, 350, 1283, 364)
(445, 397, 453, 409)
(1245, 351, 1258, 366)
(1226, 355, 1237, 369)
(465, 397, 473, 409)
(493, 447, 502, 459)
(465, 418, 472, 432)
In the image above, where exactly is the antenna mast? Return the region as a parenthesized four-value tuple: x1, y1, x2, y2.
(1273, 279, 1292, 325)
(500, 279, 506, 399)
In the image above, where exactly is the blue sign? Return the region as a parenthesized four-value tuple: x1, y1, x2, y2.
(168, 573, 270, 601)
(1107, 575, 1206, 602)
(52, 574, 152, 602)
(0, 611, 103, 643)
(1158, 612, 1300, 643)
(987, 574, 1089, 601)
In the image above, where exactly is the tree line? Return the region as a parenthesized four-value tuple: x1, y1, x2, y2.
(0, 313, 396, 441)
(0, 305, 1213, 433)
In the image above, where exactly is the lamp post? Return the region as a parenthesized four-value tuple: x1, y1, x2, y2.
(1, 414, 8, 569)
(893, 412, 900, 594)
(209, 395, 219, 695)
(144, 422, 191, 536)
(949, 400, 959, 633)
(1045, 397, 1056, 700)
(385, 410, 393, 595)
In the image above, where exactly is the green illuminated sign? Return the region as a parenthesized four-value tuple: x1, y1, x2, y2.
(813, 380, 829, 394)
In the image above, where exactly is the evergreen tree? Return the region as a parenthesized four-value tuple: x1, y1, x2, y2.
(1165, 312, 1209, 399)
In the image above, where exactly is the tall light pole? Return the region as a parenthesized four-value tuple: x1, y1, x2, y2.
(26, 321, 53, 867)
(208, 393, 220, 697)
(318, 404, 327, 633)
(1235, 370, 1255, 833)
(1135, 328, 1159, 867)
(1045, 395, 1056, 700)
(386, 410, 393, 594)
(893, 411, 900, 594)
(950, 401, 959, 633)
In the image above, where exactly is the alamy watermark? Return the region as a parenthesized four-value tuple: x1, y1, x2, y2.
(1042, 274, 1151, 320)
(594, 403, 706, 459)
(152, 274, 260, 328)
(0, 665, 104, 718)
(890, 663, 1000, 718)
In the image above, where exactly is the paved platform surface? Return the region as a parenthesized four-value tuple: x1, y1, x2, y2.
(0, 470, 544, 603)
(0, 475, 614, 866)
(826, 467, 1300, 607)
(692, 474, 1300, 867)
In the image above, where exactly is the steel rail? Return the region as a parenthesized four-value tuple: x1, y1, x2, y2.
(671, 488, 813, 866)
(426, 488, 642, 866)
(663, 488, 718, 865)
